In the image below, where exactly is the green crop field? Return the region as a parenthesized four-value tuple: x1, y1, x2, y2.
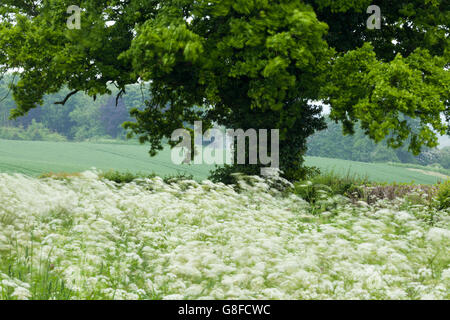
(304, 157, 447, 185)
(0, 139, 446, 184)
(0, 139, 214, 180)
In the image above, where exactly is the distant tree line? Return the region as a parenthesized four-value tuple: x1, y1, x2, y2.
(307, 117, 450, 169)
(0, 74, 148, 141)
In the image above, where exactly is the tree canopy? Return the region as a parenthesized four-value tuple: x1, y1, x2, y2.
(0, 0, 449, 180)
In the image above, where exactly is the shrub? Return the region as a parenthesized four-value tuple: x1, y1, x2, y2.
(436, 180, 450, 210)
(293, 181, 332, 204)
(311, 170, 369, 195)
(102, 170, 195, 185)
(292, 170, 367, 206)
(209, 164, 321, 185)
(163, 172, 194, 184)
(100, 170, 156, 184)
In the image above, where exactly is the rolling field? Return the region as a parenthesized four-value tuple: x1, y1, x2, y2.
(0, 139, 446, 184)
(0, 139, 213, 180)
(304, 157, 447, 185)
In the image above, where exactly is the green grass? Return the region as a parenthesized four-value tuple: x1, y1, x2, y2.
(0, 139, 447, 184)
(0, 139, 213, 181)
(387, 162, 450, 176)
(304, 156, 446, 185)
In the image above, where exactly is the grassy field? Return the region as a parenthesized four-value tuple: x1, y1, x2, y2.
(0, 139, 447, 184)
(0, 139, 213, 180)
(304, 157, 447, 185)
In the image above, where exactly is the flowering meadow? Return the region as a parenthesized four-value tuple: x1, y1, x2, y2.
(0, 171, 449, 300)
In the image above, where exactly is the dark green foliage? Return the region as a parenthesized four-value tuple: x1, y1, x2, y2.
(100, 170, 156, 184)
(99, 170, 193, 185)
(120, 1, 331, 180)
(209, 163, 321, 185)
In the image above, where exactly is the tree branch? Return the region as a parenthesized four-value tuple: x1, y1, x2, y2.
(116, 88, 126, 106)
(0, 74, 16, 103)
(54, 90, 79, 105)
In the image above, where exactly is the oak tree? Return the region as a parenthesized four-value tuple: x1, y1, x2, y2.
(0, 0, 448, 180)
